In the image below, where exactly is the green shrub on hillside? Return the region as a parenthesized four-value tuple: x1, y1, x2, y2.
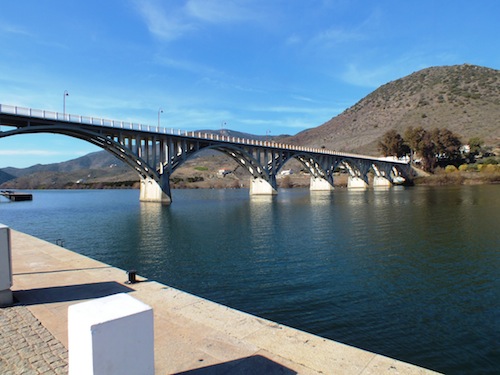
(445, 165, 458, 173)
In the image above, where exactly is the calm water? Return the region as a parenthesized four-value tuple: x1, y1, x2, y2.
(1, 186, 499, 374)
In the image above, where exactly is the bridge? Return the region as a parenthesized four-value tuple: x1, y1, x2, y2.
(0, 104, 412, 204)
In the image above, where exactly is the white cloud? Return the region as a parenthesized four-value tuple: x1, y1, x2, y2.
(185, 0, 257, 24)
(154, 55, 218, 77)
(313, 28, 366, 45)
(341, 64, 391, 88)
(290, 95, 314, 103)
(341, 49, 453, 88)
(134, 1, 194, 41)
(261, 106, 326, 115)
(285, 34, 302, 46)
(134, 0, 266, 41)
(0, 149, 85, 156)
(0, 23, 32, 37)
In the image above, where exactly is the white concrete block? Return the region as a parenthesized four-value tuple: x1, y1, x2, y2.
(68, 293, 154, 375)
(0, 224, 13, 306)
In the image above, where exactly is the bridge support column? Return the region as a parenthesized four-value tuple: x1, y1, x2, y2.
(249, 178, 277, 196)
(347, 176, 368, 190)
(373, 176, 392, 188)
(140, 177, 171, 204)
(310, 177, 334, 191)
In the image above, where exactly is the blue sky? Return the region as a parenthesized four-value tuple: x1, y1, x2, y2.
(1, 0, 499, 168)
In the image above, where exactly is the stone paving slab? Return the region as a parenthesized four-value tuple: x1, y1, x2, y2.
(4, 229, 442, 374)
(0, 305, 67, 375)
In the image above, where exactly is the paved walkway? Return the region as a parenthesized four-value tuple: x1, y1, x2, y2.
(1, 229, 442, 374)
(0, 306, 67, 374)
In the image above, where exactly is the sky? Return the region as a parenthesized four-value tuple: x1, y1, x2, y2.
(1, 0, 499, 168)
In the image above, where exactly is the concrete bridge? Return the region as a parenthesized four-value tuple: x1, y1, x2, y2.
(0, 104, 411, 204)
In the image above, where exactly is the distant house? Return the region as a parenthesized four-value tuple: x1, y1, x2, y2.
(280, 169, 293, 176)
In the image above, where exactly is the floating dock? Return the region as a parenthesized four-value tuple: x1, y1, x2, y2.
(0, 190, 33, 201)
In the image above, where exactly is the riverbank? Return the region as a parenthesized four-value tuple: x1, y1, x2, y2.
(3, 168, 499, 191)
(413, 170, 500, 185)
(3, 229, 442, 374)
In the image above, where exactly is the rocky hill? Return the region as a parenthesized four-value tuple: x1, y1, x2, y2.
(286, 64, 500, 155)
(0, 151, 138, 189)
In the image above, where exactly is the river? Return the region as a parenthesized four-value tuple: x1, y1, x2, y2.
(1, 185, 498, 374)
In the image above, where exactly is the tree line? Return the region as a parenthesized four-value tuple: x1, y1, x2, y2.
(377, 127, 483, 172)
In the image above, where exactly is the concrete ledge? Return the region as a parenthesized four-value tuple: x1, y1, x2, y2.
(10, 229, 441, 374)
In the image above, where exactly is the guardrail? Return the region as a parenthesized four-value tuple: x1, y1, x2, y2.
(0, 103, 408, 164)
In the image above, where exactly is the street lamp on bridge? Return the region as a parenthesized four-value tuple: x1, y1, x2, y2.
(63, 90, 69, 116)
(158, 108, 163, 127)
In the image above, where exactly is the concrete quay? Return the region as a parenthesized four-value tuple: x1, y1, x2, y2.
(2, 230, 441, 374)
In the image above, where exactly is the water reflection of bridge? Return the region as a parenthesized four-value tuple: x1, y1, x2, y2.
(0, 104, 411, 204)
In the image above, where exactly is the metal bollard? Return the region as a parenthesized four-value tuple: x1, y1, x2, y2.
(126, 270, 137, 284)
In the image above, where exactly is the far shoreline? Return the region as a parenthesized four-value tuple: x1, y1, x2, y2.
(2, 171, 499, 192)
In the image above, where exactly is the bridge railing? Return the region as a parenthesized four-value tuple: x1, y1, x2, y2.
(0, 103, 408, 165)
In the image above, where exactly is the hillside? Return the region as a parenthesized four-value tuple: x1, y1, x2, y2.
(0, 151, 138, 189)
(286, 64, 500, 155)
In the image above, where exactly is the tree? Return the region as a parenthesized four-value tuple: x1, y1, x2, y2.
(377, 129, 409, 158)
(404, 126, 436, 172)
(431, 128, 462, 163)
(467, 137, 483, 162)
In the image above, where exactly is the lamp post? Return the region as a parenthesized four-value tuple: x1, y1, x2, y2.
(158, 108, 163, 127)
(220, 121, 226, 136)
(63, 90, 69, 116)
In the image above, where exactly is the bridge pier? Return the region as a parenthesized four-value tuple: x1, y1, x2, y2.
(347, 176, 368, 189)
(373, 176, 392, 188)
(139, 177, 172, 204)
(309, 177, 334, 191)
(249, 178, 277, 196)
